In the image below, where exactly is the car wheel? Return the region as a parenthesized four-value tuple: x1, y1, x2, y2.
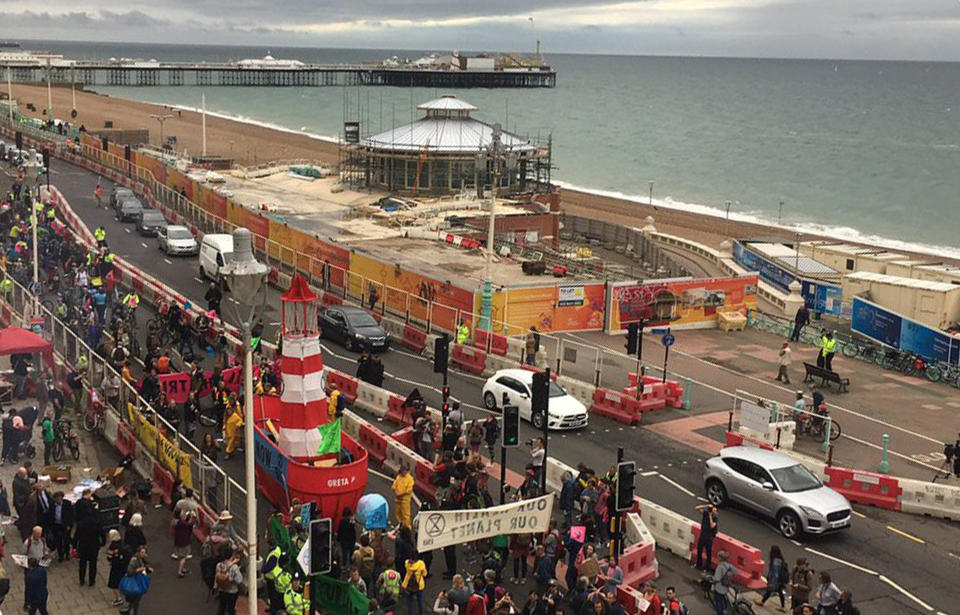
(483, 391, 498, 411)
(778, 510, 801, 539)
(705, 479, 727, 507)
(532, 411, 546, 430)
(346, 338, 356, 352)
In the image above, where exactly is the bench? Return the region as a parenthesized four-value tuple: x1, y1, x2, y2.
(802, 362, 850, 392)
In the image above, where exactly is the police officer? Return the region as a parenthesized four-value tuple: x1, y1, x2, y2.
(283, 576, 308, 615)
(261, 535, 285, 615)
(94, 225, 107, 247)
(456, 320, 469, 345)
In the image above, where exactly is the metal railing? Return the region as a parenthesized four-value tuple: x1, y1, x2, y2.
(0, 272, 248, 540)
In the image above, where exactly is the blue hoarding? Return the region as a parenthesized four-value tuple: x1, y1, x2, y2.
(851, 297, 960, 365)
(254, 429, 289, 486)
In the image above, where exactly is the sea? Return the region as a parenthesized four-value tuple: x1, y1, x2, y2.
(25, 40, 960, 256)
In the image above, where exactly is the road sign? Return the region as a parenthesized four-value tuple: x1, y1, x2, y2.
(661, 333, 675, 347)
(650, 328, 669, 335)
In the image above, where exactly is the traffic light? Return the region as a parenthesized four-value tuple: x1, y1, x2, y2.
(625, 322, 639, 355)
(615, 461, 637, 512)
(433, 334, 450, 374)
(309, 518, 332, 575)
(531, 370, 549, 417)
(442, 385, 450, 403)
(42, 148, 49, 169)
(503, 404, 519, 447)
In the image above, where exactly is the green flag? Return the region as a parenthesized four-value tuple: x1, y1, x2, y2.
(316, 419, 342, 455)
(310, 574, 369, 615)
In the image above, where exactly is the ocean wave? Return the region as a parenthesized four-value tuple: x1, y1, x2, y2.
(553, 180, 960, 260)
(136, 98, 960, 261)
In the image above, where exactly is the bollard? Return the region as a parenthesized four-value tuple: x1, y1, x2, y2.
(879, 433, 890, 474)
(682, 378, 692, 410)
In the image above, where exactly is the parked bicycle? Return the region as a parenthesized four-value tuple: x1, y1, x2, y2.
(52, 418, 81, 461)
(82, 389, 106, 434)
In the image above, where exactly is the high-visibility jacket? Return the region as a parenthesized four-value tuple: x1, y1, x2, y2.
(274, 569, 293, 594)
(104, 252, 115, 264)
(262, 546, 282, 581)
(94, 227, 106, 242)
(821, 337, 836, 357)
(123, 293, 140, 309)
(328, 389, 341, 420)
(45, 206, 55, 220)
(456, 324, 469, 345)
(283, 588, 308, 615)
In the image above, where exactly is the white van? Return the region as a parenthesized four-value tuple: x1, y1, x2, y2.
(198, 233, 234, 282)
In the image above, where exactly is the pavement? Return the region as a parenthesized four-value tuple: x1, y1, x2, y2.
(28, 155, 960, 615)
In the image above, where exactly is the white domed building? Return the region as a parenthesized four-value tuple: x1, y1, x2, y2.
(340, 95, 552, 196)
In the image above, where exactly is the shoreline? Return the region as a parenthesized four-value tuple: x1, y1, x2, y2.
(12, 83, 959, 265)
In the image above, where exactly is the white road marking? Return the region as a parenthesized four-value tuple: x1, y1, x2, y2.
(850, 510, 866, 519)
(640, 470, 659, 477)
(193, 278, 204, 284)
(163, 258, 172, 265)
(657, 473, 696, 497)
(879, 575, 933, 611)
(140, 242, 148, 249)
(789, 539, 802, 547)
(886, 525, 925, 544)
(124, 228, 130, 233)
(804, 547, 878, 576)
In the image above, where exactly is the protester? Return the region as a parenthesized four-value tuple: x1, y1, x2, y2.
(710, 550, 738, 615)
(756, 545, 787, 609)
(123, 544, 153, 615)
(393, 465, 415, 530)
(403, 555, 428, 615)
(815, 572, 841, 615)
(75, 503, 105, 586)
(24, 557, 49, 615)
(695, 503, 718, 571)
(215, 549, 244, 615)
(106, 529, 128, 606)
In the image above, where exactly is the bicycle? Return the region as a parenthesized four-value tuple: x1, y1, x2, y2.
(52, 418, 80, 461)
(83, 389, 106, 434)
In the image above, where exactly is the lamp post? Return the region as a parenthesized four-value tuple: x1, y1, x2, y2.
(45, 58, 52, 120)
(219, 228, 269, 615)
(724, 200, 732, 239)
(648, 180, 654, 206)
(478, 123, 518, 332)
(778, 200, 784, 226)
(149, 113, 174, 148)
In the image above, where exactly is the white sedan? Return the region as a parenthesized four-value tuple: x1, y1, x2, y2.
(481, 368, 588, 431)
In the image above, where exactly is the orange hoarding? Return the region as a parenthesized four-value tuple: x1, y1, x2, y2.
(607, 274, 758, 331)
(348, 252, 473, 332)
(477, 284, 606, 334)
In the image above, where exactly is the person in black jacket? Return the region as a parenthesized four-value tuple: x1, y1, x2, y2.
(205, 282, 222, 316)
(337, 508, 357, 569)
(74, 510, 105, 586)
(74, 488, 97, 524)
(791, 304, 810, 342)
(24, 557, 49, 615)
(48, 491, 75, 562)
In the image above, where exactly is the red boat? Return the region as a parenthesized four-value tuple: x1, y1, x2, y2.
(252, 275, 368, 526)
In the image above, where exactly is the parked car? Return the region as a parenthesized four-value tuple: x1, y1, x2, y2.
(115, 196, 146, 222)
(110, 187, 134, 208)
(481, 368, 588, 431)
(703, 446, 851, 539)
(157, 225, 199, 256)
(318, 306, 389, 352)
(135, 209, 168, 236)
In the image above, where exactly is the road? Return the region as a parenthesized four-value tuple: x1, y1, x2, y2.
(45, 156, 960, 615)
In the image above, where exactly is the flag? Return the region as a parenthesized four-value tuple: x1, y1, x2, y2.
(316, 419, 341, 455)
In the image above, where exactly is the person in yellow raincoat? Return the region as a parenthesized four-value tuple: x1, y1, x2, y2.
(224, 399, 243, 459)
(392, 464, 415, 529)
(327, 384, 341, 421)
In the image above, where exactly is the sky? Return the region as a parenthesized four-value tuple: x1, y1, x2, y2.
(2, 0, 960, 61)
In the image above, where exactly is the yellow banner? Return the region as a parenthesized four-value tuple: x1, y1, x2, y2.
(124, 403, 193, 489)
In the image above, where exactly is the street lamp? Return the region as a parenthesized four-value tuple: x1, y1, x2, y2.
(219, 227, 269, 615)
(478, 123, 518, 332)
(724, 200, 732, 238)
(149, 113, 174, 148)
(778, 200, 784, 226)
(648, 180, 654, 207)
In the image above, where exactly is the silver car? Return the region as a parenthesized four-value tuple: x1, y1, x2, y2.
(703, 446, 851, 538)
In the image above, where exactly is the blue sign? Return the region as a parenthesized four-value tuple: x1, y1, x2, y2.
(800, 281, 843, 317)
(733, 241, 796, 292)
(661, 333, 675, 347)
(650, 328, 670, 335)
(734, 241, 842, 317)
(254, 429, 289, 486)
(852, 298, 960, 365)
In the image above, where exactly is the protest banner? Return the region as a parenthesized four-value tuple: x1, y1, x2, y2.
(415, 494, 554, 551)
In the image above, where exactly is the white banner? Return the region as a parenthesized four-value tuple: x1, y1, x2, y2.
(739, 400, 770, 435)
(415, 494, 554, 552)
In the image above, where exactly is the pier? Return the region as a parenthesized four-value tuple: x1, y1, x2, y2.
(1, 62, 556, 88)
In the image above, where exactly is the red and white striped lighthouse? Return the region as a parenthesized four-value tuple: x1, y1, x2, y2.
(278, 274, 328, 459)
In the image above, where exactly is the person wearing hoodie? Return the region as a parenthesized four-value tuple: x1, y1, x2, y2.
(710, 550, 739, 615)
(403, 556, 428, 615)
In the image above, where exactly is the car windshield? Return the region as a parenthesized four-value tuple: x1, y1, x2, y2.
(122, 200, 141, 209)
(168, 228, 193, 240)
(548, 381, 566, 398)
(770, 463, 822, 493)
(345, 312, 379, 328)
(142, 212, 164, 222)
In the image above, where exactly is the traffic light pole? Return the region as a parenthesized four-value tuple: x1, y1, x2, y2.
(541, 367, 550, 497)
(614, 446, 624, 558)
(635, 319, 644, 399)
(662, 327, 671, 384)
(500, 444, 507, 505)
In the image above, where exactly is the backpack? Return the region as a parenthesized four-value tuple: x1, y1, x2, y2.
(777, 561, 789, 586)
(215, 565, 233, 591)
